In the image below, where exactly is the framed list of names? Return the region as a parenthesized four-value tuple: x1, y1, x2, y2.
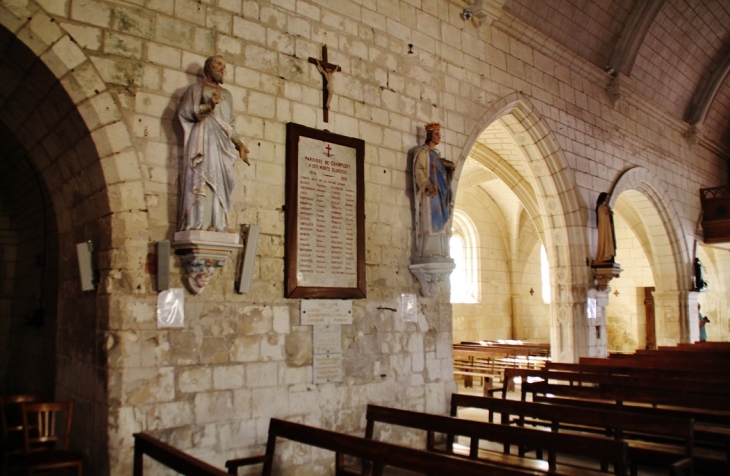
(285, 123, 366, 298)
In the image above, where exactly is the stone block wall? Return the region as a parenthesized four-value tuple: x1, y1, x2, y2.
(0, 1, 728, 475)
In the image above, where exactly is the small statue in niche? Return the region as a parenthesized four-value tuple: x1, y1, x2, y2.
(412, 122, 456, 258)
(594, 192, 616, 265)
(178, 55, 250, 233)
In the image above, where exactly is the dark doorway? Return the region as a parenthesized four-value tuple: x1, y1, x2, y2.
(643, 287, 656, 350)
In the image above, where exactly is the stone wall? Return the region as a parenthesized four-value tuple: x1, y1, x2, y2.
(0, 1, 728, 475)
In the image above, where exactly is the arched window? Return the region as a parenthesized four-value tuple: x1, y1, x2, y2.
(450, 210, 479, 303)
(540, 244, 551, 303)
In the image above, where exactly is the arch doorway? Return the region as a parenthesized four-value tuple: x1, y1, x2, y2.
(0, 19, 129, 474)
(451, 94, 587, 362)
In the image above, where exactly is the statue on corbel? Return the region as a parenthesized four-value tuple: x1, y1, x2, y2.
(172, 55, 249, 294)
(409, 123, 456, 297)
(591, 192, 622, 291)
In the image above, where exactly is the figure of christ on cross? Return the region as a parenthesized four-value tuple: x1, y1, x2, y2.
(309, 45, 341, 122)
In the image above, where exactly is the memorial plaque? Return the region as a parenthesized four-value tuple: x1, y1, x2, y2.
(313, 353, 343, 384)
(313, 325, 342, 355)
(301, 299, 353, 325)
(285, 123, 366, 299)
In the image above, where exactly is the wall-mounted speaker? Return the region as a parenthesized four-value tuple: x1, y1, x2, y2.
(76, 241, 96, 291)
(157, 240, 171, 292)
(237, 225, 260, 294)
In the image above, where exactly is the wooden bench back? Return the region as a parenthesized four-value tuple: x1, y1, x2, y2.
(133, 433, 229, 476)
(523, 380, 730, 412)
(257, 418, 542, 476)
(450, 394, 693, 454)
(545, 361, 730, 382)
(502, 368, 730, 398)
(364, 404, 627, 475)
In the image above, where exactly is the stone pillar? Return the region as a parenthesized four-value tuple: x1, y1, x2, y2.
(652, 291, 697, 345)
(582, 265, 622, 358)
(585, 288, 609, 357)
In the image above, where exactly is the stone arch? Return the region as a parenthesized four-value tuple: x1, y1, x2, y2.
(608, 166, 693, 343)
(455, 93, 588, 361)
(609, 166, 691, 292)
(0, 4, 149, 473)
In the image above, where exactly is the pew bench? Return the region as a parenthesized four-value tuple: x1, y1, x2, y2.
(523, 382, 730, 475)
(353, 404, 628, 476)
(450, 393, 694, 476)
(225, 417, 546, 476)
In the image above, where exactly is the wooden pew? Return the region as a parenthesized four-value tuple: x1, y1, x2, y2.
(522, 382, 730, 474)
(133, 433, 230, 476)
(545, 361, 730, 384)
(537, 361, 730, 458)
(578, 356, 730, 376)
(450, 393, 693, 476)
(453, 342, 549, 392)
(356, 404, 628, 476)
(224, 417, 550, 476)
(499, 368, 730, 399)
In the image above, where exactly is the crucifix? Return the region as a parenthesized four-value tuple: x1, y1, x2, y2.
(308, 45, 341, 123)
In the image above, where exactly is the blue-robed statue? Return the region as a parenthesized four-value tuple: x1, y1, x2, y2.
(413, 122, 455, 258)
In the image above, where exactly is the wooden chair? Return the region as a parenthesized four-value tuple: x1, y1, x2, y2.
(1, 395, 41, 476)
(15, 401, 83, 475)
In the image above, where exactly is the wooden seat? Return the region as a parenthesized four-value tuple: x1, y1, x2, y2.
(12, 401, 83, 476)
(1, 395, 41, 476)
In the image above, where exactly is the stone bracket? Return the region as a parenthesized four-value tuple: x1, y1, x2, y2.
(409, 258, 455, 298)
(591, 263, 623, 292)
(172, 231, 242, 295)
(471, 0, 507, 27)
(606, 73, 635, 108)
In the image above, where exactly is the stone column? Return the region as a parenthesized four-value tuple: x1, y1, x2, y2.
(585, 288, 609, 357)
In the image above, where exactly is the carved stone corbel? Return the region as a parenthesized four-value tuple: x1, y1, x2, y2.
(591, 263, 623, 292)
(172, 231, 242, 294)
(471, 0, 507, 27)
(684, 124, 702, 148)
(606, 73, 635, 108)
(409, 258, 456, 298)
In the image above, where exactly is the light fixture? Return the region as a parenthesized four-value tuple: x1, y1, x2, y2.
(529, 288, 534, 296)
(613, 289, 620, 297)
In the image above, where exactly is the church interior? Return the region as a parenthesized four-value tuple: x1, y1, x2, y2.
(0, 0, 729, 474)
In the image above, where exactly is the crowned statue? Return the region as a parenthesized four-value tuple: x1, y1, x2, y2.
(412, 123, 456, 259)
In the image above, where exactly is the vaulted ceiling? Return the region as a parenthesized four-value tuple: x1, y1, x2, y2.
(504, 0, 730, 153)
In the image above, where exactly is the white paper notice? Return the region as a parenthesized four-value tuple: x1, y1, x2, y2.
(297, 136, 357, 288)
(157, 288, 184, 328)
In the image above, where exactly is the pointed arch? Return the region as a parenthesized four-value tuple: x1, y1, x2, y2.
(609, 166, 691, 291)
(609, 166, 693, 343)
(456, 93, 588, 362)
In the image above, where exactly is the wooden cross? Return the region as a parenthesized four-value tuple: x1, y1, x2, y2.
(308, 45, 341, 123)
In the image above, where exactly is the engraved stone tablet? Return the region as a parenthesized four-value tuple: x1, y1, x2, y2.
(313, 325, 342, 355)
(300, 299, 353, 325)
(313, 353, 343, 384)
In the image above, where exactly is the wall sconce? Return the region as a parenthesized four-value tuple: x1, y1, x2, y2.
(613, 289, 620, 297)
(408, 44, 413, 54)
(529, 288, 534, 296)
